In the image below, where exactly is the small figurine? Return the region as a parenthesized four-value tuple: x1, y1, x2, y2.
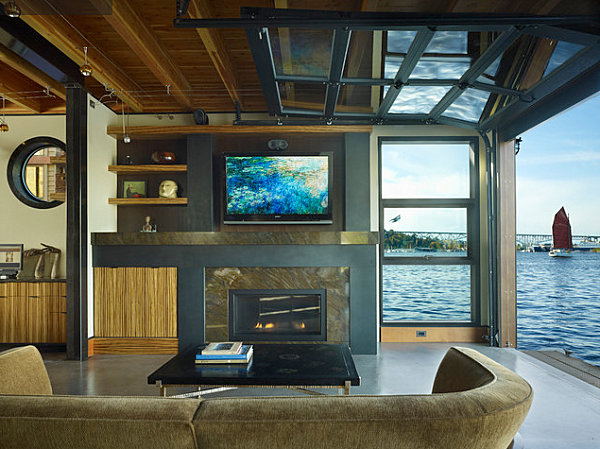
(159, 180, 178, 198)
(141, 216, 153, 232)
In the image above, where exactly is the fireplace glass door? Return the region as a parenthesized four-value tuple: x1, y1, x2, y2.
(229, 289, 327, 341)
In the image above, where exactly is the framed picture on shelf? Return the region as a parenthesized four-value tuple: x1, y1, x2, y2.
(123, 180, 147, 198)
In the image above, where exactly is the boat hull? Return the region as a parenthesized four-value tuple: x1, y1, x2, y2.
(549, 249, 573, 257)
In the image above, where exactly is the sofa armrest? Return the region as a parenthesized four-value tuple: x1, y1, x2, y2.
(0, 346, 52, 395)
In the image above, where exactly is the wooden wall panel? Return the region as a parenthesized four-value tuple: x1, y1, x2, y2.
(381, 326, 488, 343)
(90, 337, 178, 355)
(497, 139, 517, 348)
(94, 267, 177, 339)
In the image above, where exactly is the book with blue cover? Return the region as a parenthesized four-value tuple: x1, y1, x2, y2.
(195, 344, 253, 364)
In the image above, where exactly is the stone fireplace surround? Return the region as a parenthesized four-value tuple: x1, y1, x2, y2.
(92, 231, 378, 354)
(205, 267, 350, 343)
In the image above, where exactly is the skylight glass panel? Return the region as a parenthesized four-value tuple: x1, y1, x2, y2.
(384, 55, 403, 78)
(387, 30, 417, 53)
(424, 31, 468, 54)
(477, 54, 502, 85)
(442, 88, 491, 122)
(543, 41, 586, 78)
(386, 85, 452, 114)
(411, 57, 471, 79)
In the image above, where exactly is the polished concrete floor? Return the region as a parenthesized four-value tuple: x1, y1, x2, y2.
(41, 343, 600, 449)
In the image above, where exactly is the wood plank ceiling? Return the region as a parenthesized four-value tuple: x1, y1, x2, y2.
(1, 0, 599, 115)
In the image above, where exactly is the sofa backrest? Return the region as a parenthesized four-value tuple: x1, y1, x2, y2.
(191, 346, 533, 449)
(0, 345, 52, 395)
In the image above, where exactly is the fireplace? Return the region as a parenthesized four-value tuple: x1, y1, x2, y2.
(228, 289, 327, 341)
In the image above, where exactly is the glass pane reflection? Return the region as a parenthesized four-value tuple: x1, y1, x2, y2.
(543, 41, 585, 77)
(387, 30, 417, 53)
(337, 85, 375, 114)
(443, 88, 490, 122)
(386, 85, 451, 114)
(279, 82, 326, 111)
(411, 57, 470, 79)
(270, 28, 333, 77)
(424, 31, 468, 54)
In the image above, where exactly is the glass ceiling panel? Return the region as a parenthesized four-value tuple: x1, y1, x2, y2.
(279, 82, 326, 112)
(387, 30, 417, 53)
(384, 55, 403, 79)
(411, 57, 471, 79)
(270, 28, 333, 77)
(342, 30, 374, 79)
(385, 85, 452, 114)
(476, 54, 502, 85)
(337, 85, 376, 114)
(424, 31, 468, 54)
(442, 88, 491, 122)
(543, 41, 586, 78)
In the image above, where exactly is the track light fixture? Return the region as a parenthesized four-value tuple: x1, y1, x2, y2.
(121, 101, 130, 144)
(80, 46, 93, 77)
(3, 1, 21, 18)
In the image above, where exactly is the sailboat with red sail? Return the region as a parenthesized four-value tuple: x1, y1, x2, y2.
(549, 207, 573, 258)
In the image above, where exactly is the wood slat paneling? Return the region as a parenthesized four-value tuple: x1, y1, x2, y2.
(90, 337, 178, 354)
(94, 267, 177, 339)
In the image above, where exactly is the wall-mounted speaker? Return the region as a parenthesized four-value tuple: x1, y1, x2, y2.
(267, 139, 288, 151)
(193, 108, 209, 125)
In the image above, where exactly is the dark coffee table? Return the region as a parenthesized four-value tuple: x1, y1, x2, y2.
(148, 343, 360, 397)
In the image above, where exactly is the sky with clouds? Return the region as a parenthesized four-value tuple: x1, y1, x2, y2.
(381, 94, 600, 236)
(517, 94, 600, 235)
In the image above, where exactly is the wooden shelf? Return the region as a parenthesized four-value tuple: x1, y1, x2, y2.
(108, 198, 188, 206)
(108, 164, 187, 174)
(107, 124, 373, 139)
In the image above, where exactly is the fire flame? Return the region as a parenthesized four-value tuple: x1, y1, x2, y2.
(301, 322, 306, 329)
(255, 322, 275, 329)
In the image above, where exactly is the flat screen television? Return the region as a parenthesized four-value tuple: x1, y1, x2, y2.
(224, 153, 333, 224)
(0, 244, 23, 279)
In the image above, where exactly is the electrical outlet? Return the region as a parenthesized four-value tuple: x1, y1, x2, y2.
(416, 330, 427, 337)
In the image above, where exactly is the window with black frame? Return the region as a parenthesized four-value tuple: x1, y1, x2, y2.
(379, 137, 480, 325)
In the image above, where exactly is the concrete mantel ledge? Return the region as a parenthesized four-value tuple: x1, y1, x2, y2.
(91, 231, 379, 246)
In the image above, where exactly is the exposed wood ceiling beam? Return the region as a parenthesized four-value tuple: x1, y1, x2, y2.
(18, 1, 144, 112)
(0, 65, 42, 113)
(101, 0, 195, 110)
(188, 0, 243, 108)
(0, 43, 66, 101)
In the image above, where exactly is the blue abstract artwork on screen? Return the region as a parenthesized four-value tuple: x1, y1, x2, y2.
(226, 156, 329, 216)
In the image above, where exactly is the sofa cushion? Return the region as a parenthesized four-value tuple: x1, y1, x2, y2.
(0, 345, 52, 395)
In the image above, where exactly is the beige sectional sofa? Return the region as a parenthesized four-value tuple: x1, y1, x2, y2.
(0, 345, 532, 449)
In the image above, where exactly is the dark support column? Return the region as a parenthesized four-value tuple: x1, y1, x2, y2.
(187, 134, 214, 231)
(66, 85, 88, 361)
(344, 132, 371, 231)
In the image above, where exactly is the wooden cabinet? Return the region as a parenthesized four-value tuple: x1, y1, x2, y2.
(94, 267, 177, 338)
(0, 281, 66, 343)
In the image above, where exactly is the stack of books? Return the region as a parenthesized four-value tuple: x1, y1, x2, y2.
(195, 341, 253, 364)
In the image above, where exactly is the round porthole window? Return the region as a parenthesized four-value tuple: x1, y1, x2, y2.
(7, 136, 66, 209)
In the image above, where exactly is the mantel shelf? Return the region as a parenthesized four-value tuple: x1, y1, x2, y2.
(108, 198, 188, 206)
(106, 124, 373, 139)
(108, 164, 187, 174)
